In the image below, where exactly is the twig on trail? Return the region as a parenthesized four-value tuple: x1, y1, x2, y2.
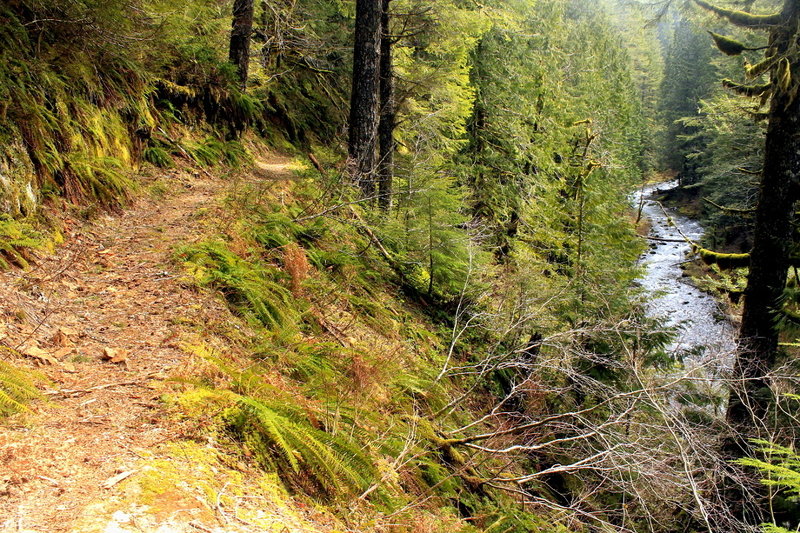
(45, 379, 148, 398)
(189, 522, 215, 533)
(101, 470, 136, 489)
(215, 482, 231, 524)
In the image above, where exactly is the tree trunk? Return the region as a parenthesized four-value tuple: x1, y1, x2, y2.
(229, 0, 255, 88)
(377, 0, 394, 210)
(729, 0, 799, 439)
(723, 1, 800, 524)
(348, 0, 382, 199)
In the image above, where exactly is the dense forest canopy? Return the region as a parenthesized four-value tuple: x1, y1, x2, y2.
(2, 0, 800, 532)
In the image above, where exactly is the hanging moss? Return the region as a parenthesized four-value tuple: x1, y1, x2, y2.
(746, 54, 781, 79)
(695, 0, 783, 29)
(722, 79, 772, 97)
(709, 32, 746, 56)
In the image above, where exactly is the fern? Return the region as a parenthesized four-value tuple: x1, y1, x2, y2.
(143, 145, 173, 168)
(187, 138, 226, 167)
(738, 439, 800, 533)
(0, 360, 42, 416)
(226, 394, 376, 498)
(63, 154, 132, 206)
(181, 349, 378, 499)
(0, 215, 42, 270)
(178, 241, 297, 330)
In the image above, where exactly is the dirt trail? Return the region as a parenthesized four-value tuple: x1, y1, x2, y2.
(0, 155, 294, 532)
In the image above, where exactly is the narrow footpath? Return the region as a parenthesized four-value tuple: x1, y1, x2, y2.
(0, 155, 299, 532)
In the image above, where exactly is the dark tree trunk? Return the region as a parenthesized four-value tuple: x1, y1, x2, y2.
(377, 0, 394, 210)
(348, 0, 382, 199)
(729, 0, 799, 440)
(229, 0, 255, 88)
(722, 1, 800, 524)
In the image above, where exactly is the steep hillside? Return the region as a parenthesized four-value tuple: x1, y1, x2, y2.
(0, 148, 576, 532)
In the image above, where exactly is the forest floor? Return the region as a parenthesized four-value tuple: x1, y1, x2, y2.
(0, 154, 337, 532)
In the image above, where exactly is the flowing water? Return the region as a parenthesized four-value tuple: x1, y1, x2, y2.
(633, 181, 736, 365)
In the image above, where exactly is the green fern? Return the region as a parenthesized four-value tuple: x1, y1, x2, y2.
(177, 241, 296, 330)
(0, 360, 42, 416)
(179, 349, 378, 499)
(187, 138, 225, 167)
(225, 395, 375, 498)
(0, 215, 42, 270)
(64, 154, 132, 206)
(738, 439, 800, 533)
(143, 145, 173, 168)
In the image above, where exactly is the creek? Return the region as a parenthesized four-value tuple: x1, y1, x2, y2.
(633, 181, 736, 364)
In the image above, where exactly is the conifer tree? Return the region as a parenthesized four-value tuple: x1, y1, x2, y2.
(659, 19, 715, 183)
(229, 0, 255, 88)
(693, 0, 800, 524)
(348, 0, 382, 199)
(377, 0, 394, 210)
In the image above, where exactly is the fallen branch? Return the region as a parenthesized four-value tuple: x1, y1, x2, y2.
(702, 197, 755, 215)
(652, 201, 697, 246)
(642, 236, 687, 244)
(45, 379, 147, 398)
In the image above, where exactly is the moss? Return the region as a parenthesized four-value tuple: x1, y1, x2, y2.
(80, 440, 339, 532)
(708, 32, 746, 56)
(694, 0, 783, 29)
(722, 79, 772, 97)
(696, 246, 750, 270)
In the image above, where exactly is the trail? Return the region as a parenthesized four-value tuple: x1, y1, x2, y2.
(0, 154, 295, 532)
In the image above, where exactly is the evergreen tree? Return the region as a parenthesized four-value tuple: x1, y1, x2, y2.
(229, 0, 255, 88)
(378, 0, 394, 210)
(693, 0, 800, 525)
(659, 18, 716, 182)
(348, 0, 382, 199)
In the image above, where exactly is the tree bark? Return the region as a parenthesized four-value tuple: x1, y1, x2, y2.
(229, 0, 255, 88)
(348, 0, 382, 199)
(720, 0, 800, 524)
(377, 0, 394, 210)
(729, 0, 799, 439)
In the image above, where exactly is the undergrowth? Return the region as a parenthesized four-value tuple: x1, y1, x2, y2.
(169, 177, 576, 531)
(0, 215, 43, 269)
(178, 241, 297, 330)
(0, 357, 44, 416)
(0, 0, 259, 213)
